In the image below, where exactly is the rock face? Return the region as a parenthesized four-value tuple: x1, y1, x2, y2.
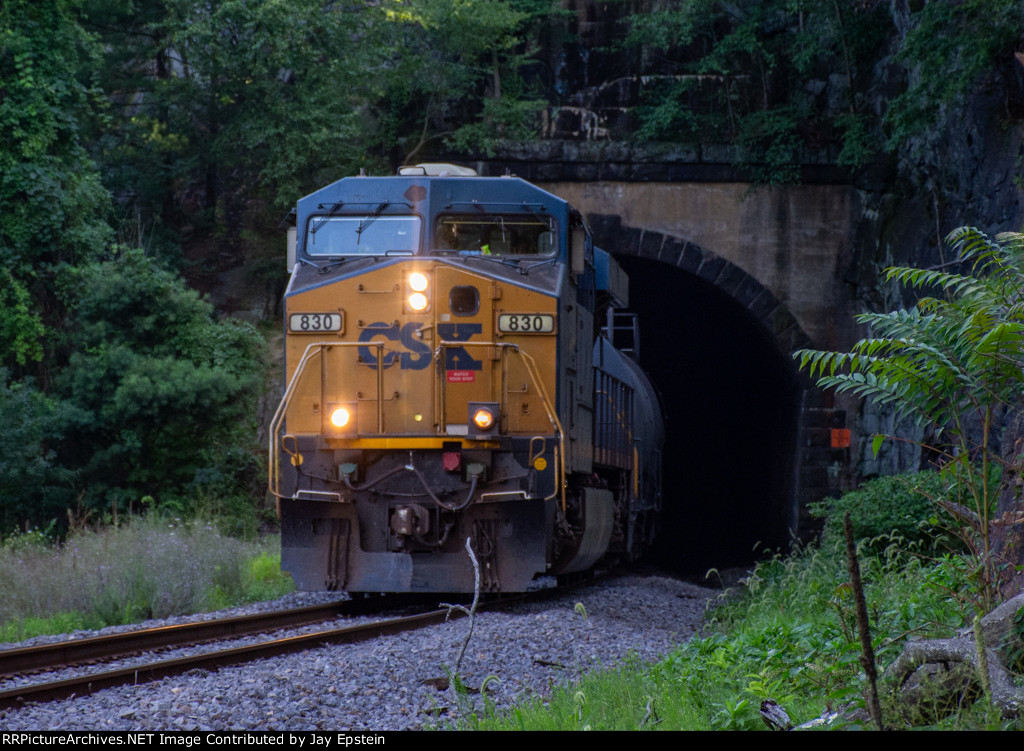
(244, 2, 1024, 547)
(450, 0, 1024, 484)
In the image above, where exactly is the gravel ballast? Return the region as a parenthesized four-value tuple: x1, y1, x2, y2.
(0, 575, 713, 730)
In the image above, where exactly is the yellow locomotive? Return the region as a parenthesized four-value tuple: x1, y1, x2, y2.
(270, 165, 663, 592)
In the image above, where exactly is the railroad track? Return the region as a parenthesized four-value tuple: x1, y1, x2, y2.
(0, 573, 605, 711)
(0, 596, 470, 710)
(0, 601, 350, 677)
(0, 589, 544, 710)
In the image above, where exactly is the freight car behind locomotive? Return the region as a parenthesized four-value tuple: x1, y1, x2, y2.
(270, 165, 663, 592)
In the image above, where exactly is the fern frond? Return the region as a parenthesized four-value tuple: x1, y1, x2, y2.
(884, 267, 983, 298)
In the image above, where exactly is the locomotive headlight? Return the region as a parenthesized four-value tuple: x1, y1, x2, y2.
(405, 271, 431, 312)
(325, 402, 357, 435)
(408, 292, 429, 311)
(472, 409, 494, 430)
(468, 402, 500, 438)
(408, 272, 429, 292)
(330, 407, 352, 428)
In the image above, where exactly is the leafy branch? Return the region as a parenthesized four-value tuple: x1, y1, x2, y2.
(795, 228, 1024, 608)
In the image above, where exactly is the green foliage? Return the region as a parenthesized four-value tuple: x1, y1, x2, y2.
(625, 0, 1023, 179)
(625, 0, 890, 177)
(0, 271, 45, 368)
(239, 550, 294, 604)
(0, 0, 561, 534)
(80, 0, 371, 265)
(811, 471, 951, 553)
(0, 372, 74, 531)
(470, 537, 977, 730)
(796, 227, 1024, 608)
(0, 520, 293, 640)
(884, 0, 1024, 147)
(375, 0, 555, 161)
(48, 248, 264, 519)
(736, 107, 801, 185)
(797, 235, 1024, 429)
(446, 89, 547, 157)
(835, 112, 879, 168)
(81, 0, 555, 268)
(0, 0, 111, 277)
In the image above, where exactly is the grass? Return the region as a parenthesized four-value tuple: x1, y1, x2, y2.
(3, 470, 1016, 730)
(465, 535, 1015, 731)
(0, 516, 294, 643)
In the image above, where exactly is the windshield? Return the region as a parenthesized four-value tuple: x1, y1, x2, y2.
(305, 216, 421, 256)
(434, 214, 556, 257)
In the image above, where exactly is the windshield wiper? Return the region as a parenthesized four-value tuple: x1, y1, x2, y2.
(293, 256, 345, 274)
(519, 257, 558, 275)
(356, 202, 390, 245)
(462, 254, 521, 271)
(310, 201, 345, 236)
(318, 257, 351, 273)
(317, 252, 411, 273)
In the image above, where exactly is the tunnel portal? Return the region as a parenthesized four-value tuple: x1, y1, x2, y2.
(613, 255, 805, 573)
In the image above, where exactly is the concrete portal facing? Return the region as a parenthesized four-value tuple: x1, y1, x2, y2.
(536, 180, 861, 546)
(538, 182, 860, 351)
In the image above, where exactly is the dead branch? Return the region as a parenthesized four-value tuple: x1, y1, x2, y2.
(884, 592, 1024, 722)
(845, 512, 884, 730)
(440, 537, 481, 679)
(934, 498, 988, 533)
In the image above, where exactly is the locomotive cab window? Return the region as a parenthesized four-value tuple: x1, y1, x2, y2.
(306, 215, 421, 256)
(434, 214, 555, 257)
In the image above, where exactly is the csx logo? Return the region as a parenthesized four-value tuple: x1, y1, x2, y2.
(358, 323, 482, 370)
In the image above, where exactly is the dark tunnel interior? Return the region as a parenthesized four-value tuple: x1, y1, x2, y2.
(615, 256, 803, 574)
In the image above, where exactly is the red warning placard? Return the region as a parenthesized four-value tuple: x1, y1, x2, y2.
(447, 370, 475, 383)
(830, 428, 850, 448)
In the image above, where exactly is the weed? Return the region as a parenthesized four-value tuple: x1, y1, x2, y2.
(470, 535, 985, 730)
(810, 471, 953, 554)
(0, 516, 292, 641)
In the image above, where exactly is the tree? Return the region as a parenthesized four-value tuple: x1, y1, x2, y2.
(796, 227, 1024, 722)
(0, 0, 112, 379)
(0, 371, 72, 532)
(81, 0, 554, 272)
(80, 0, 377, 265)
(795, 227, 1024, 609)
(0, 270, 45, 369)
(0, 0, 111, 275)
(53, 248, 264, 517)
(624, 0, 889, 179)
(378, 0, 553, 160)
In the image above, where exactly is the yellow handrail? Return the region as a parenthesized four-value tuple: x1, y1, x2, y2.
(435, 340, 565, 510)
(269, 339, 564, 511)
(268, 341, 385, 500)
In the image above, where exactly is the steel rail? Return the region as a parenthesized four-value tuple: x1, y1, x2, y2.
(0, 607, 463, 709)
(0, 601, 351, 678)
(0, 574, 611, 710)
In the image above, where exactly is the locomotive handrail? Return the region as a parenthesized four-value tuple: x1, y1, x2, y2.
(268, 341, 386, 500)
(435, 340, 566, 511)
(511, 345, 568, 511)
(270, 339, 566, 511)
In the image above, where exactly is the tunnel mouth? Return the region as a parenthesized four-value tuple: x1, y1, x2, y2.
(615, 256, 802, 575)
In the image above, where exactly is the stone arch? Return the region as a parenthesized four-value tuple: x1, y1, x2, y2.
(587, 213, 824, 567)
(588, 214, 814, 356)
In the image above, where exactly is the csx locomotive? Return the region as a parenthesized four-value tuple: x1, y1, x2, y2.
(270, 164, 663, 592)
